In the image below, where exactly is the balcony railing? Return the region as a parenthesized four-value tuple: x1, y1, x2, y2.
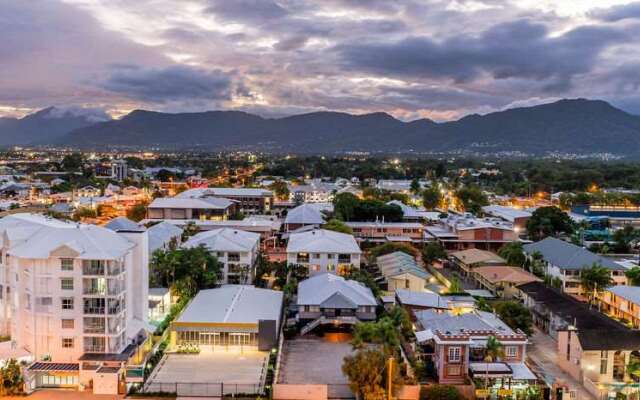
(84, 307, 105, 315)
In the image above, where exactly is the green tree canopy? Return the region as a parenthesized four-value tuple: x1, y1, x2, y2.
(422, 187, 442, 210)
(420, 385, 465, 400)
(369, 242, 418, 259)
(422, 242, 447, 265)
(342, 348, 401, 400)
(626, 267, 640, 286)
(268, 181, 290, 201)
(494, 301, 533, 335)
(323, 218, 353, 234)
(150, 245, 222, 298)
(611, 225, 638, 253)
(526, 206, 574, 241)
(498, 242, 526, 267)
(127, 202, 148, 222)
(0, 358, 24, 395)
(456, 185, 488, 214)
(580, 263, 613, 300)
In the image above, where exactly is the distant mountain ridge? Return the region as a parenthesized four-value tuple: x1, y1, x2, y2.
(4, 99, 640, 155)
(0, 106, 109, 146)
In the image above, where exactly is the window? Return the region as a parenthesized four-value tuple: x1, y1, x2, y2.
(327, 254, 335, 259)
(61, 298, 74, 310)
(61, 258, 74, 271)
(61, 319, 74, 329)
(312, 253, 321, 259)
(62, 338, 74, 348)
(61, 278, 74, 290)
(506, 346, 518, 358)
(600, 351, 608, 375)
(448, 346, 461, 362)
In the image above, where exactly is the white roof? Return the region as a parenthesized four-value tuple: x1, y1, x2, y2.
(287, 229, 361, 254)
(141, 218, 281, 232)
(148, 221, 183, 253)
(482, 205, 532, 222)
(177, 285, 283, 326)
(104, 217, 145, 232)
(0, 213, 135, 260)
(395, 289, 448, 309)
(183, 228, 260, 252)
(285, 203, 326, 225)
(345, 221, 423, 228)
(297, 273, 377, 307)
(177, 187, 272, 198)
(149, 197, 233, 210)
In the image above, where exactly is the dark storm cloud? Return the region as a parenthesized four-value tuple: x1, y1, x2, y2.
(335, 20, 626, 89)
(592, 2, 640, 22)
(101, 65, 233, 103)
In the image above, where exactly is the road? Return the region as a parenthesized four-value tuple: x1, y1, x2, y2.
(527, 327, 595, 400)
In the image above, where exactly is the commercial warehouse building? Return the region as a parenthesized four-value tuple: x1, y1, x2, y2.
(170, 285, 283, 351)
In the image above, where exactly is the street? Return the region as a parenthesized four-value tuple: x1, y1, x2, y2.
(528, 327, 595, 400)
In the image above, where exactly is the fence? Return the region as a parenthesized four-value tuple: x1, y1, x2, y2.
(144, 382, 263, 397)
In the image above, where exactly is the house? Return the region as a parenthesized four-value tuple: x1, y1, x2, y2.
(170, 285, 283, 351)
(147, 197, 235, 221)
(472, 265, 542, 299)
(288, 180, 336, 203)
(387, 200, 441, 222)
(147, 221, 183, 255)
(283, 203, 328, 231)
(182, 228, 260, 284)
(519, 282, 640, 399)
(472, 266, 541, 299)
(523, 237, 627, 296)
(481, 205, 532, 235)
(297, 273, 377, 334)
(425, 213, 518, 251)
(142, 217, 281, 240)
(415, 310, 533, 389)
(0, 213, 150, 395)
(376, 251, 432, 292)
(346, 221, 424, 243)
(148, 288, 171, 323)
(395, 289, 449, 320)
(450, 248, 506, 277)
(597, 286, 640, 329)
(176, 187, 273, 214)
(286, 229, 361, 275)
(76, 185, 101, 198)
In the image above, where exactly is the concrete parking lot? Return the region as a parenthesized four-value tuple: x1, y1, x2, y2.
(278, 335, 353, 385)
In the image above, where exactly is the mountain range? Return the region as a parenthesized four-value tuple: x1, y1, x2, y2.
(3, 99, 640, 156)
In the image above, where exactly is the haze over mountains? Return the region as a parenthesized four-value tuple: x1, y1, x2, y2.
(2, 99, 640, 156)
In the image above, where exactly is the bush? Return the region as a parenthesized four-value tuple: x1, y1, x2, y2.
(420, 385, 465, 400)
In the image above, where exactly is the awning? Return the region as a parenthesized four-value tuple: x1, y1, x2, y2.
(508, 363, 537, 381)
(415, 329, 434, 343)
(29, 362, 79, 372)
(469, 362, 512, 377)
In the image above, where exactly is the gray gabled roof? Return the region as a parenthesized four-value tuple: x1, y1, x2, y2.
(104, 217, 145, 232)
(297, 273, 376, 307)
(523, 237, 623, 270)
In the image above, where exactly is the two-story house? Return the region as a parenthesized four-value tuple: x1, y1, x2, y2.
(286, 229, 361, 275)
(415, 310, 534, 391)
(296, 273, 376, 335)
(598, 285, 640, 329)
(182, 228, 260, 284)
(523, 237, 627, 296)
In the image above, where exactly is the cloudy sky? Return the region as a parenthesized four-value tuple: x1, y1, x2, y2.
(2, 0, 640, 121)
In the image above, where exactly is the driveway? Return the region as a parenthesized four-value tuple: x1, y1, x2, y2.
(528, 328, 595, 400)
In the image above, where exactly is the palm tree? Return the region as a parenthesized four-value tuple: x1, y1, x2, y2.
(484, 336, 505, 391)
(580, 263, 613, 303)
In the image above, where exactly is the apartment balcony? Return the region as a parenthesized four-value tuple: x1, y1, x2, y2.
(82, 265, 105, 276)
(83, 318, 106, 334)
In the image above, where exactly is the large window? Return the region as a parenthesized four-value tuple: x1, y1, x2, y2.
(448, 346, 461, 363)
(61, 319, 75, 329)
(61, 278, 74, 290)
(505, 346, 518, 358)
(61, 297, 74, 310)
(60, 258, 74, 271)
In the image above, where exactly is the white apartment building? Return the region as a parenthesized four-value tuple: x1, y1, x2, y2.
(0, 213, 149, 394)
(182, 228, 260, 284)
(286, 229, 361, 275)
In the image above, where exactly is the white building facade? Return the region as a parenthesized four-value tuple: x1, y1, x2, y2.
(0, 214, 149, 394)
(286, 229, 362, 275)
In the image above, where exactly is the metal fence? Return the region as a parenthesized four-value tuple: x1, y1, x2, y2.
(144, 382, 263, 397)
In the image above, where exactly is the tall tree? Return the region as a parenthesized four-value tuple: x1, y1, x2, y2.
(455, 185, 488, 214)
(494, 301, 533, 335)
(422, 242, 447, 265)
(498, 242, 526, 267)
(342, 348, 400, 400)
(626, 267, 640, 286)
(422, 187, 442, 210)
(580, 263, 613, 301)
(526, 206, 574, 241)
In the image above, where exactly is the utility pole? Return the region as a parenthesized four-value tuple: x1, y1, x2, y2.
(387, 356, 394, 400)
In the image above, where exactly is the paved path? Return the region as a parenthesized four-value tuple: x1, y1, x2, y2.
(528, 328, 595, 400)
